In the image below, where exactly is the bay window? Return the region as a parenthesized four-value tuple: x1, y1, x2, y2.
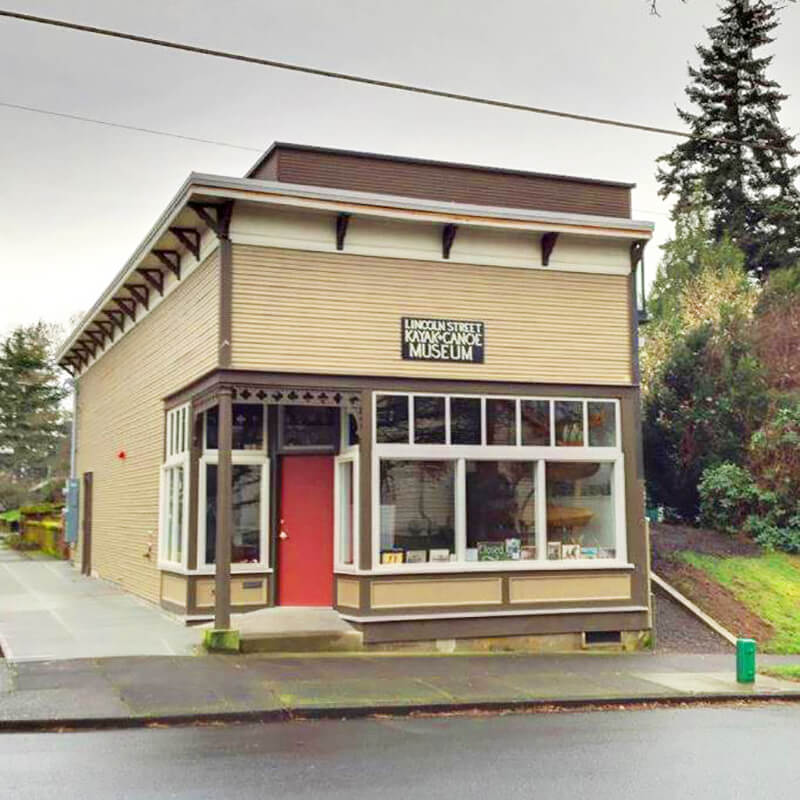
(373, 393, 626, 570)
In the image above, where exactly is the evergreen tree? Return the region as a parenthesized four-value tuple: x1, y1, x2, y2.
(657, 0, 800, 276)
(0, 323, 69, 507)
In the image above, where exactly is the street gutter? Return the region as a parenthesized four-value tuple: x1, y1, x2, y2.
(3, 691, 800, 734)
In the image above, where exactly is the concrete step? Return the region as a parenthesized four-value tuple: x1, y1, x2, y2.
(239, 629, 363, 654)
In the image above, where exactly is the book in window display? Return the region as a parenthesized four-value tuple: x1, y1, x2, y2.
(561, 543, 581, 560)
(505, 537, 521, 561)
(381, 549, 404, 565)
(405, 549, 427, 564)
(428, 548, 451, 563)
(477, 541, 506, 562)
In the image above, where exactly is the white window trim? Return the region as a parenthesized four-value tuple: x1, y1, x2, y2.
(159, 403, 191, 571)
(334, 450, 360, 571)
(370, 391, 628, 574)
(197, 451, 271, 575)
(158, 457, 190, 571)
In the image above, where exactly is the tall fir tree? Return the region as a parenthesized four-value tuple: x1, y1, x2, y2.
(0, 323, 69, 507)
(657, 0, 800, 276)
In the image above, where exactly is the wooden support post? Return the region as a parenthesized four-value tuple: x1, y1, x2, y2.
(214, 388, 233, 631)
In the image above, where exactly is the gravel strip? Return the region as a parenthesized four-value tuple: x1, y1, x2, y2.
(653, 588, 733, 654)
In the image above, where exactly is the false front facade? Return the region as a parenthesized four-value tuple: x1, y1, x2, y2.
(59, 143, 653, 648)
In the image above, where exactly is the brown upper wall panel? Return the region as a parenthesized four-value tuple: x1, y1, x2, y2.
(249, 144, 633, 219)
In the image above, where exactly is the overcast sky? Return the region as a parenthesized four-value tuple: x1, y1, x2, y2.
(2, 0, 800, 340)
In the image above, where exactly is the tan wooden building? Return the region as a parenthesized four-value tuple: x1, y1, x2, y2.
(58, 143, 653, 649)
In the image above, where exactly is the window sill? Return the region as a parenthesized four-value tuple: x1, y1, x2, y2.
(336, 561, 635, 576)
(158, 563, 273, 576)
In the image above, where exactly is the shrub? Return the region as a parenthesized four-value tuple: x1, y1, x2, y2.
(5, 533, 38, 551)
(698, 463, 764, 533)
(744, 514, 800, 554)
(749, 403, 800, 507)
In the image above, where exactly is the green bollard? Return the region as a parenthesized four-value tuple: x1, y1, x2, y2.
(736, 638, 756, 683)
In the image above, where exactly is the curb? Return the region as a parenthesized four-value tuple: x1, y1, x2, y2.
(3, 691, 800, 734)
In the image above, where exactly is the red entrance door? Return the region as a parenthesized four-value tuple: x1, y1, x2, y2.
(277, 455, 335, 606)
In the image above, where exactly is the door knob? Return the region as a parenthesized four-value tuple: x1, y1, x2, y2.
(279, 531, 288, 540)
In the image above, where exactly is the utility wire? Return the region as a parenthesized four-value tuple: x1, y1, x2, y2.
(0, 100, 264, 152)
(0, 8, 791, 155)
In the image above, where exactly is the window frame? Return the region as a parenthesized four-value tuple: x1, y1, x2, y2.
(334, 450, 360, 572)
(371, 392, 627, 573)
(197, 450, 271, 574)
(158, 404, 190, 571)
(203, 400, 268, 455)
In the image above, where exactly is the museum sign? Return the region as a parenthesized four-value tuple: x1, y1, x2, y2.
(401, 317, 485, 363)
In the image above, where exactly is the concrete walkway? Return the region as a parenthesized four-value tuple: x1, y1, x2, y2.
(0, 549, 201, 662)
(2, 651, 800, 728)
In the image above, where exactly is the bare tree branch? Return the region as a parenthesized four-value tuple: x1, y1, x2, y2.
(648, 0, 688, 16)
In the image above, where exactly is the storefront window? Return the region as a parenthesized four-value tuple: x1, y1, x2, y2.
(554, 401, 584, 446)
(466, 461, 537, 561)
(379, 460, 455, 563)
(160, 404, 189, 567)
(206, 403, 264, 451)
(337, 459, 355, 565)
(163, 465, 184, 564)
(545, 462, 615, 559)
(279, 405, 338, 450)
(486, 399, 516, 445)
(413, 396, 446, 444)
(450, 397, 482, 445)
(521, 400, 550, 446)
(376, 394, 409, 443)
(588, 401, 617, 447)
(205, 464, 263, 565)
(371, 392, 624, 569)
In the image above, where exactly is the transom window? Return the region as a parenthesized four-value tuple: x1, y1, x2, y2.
(374, 394, 618, 449)
(373, 393, 625, 569)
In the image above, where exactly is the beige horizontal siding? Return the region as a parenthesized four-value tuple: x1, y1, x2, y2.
(75, 252, 219, 603)
(231, 245, 633, 384)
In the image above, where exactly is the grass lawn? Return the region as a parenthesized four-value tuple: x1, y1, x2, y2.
(760, 665, 800, 682)
(680, 551, 800, 654)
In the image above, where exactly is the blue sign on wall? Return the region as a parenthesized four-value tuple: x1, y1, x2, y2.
(65, 479, 80, 544)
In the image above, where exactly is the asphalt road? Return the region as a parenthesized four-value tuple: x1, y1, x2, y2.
(2, 705, 798, 799)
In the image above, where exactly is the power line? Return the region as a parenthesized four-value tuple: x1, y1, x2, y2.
(0, 100, 263, 152)
(0, 8, 791, 155)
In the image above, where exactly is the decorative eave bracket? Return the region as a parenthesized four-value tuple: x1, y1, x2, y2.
(188, 200, 234, 240)
(541, 232, 559, 266)
(336, 213, 350, 251)
(442, 224, 458, 259)
(152, 249, 181, 280)
(169, 227, 201, 260)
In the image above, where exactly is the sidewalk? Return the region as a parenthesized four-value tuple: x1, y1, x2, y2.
(0, 549, 201, 661)
(2, 651, 800, 730)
